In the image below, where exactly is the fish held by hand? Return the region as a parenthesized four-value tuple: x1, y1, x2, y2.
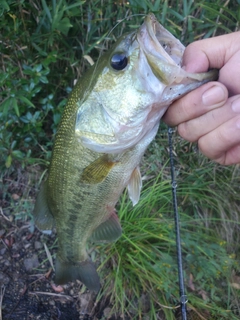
(33, 13, 218, 292)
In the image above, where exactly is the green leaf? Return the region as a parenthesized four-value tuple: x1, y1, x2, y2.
(11, 140, 17, 149)
(5, 155, 12, 168)
(1, 98, 11, 117)
(11, 98, 20, 117)
(56, 17, 73, 35)
(39, 76, 49, 84)
(41, 0, 52, 23)
(19, 96, 35, 108)
(1, 0, 10, 11)
(65, 2, 85, 11)
(35, 64, 43, 72)
(12, 150, 25, 159)
(31, 42, 48, 56)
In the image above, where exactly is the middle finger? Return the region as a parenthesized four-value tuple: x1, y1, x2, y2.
(177, 95, 240, 142)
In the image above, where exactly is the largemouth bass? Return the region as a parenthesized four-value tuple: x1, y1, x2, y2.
(33, 13, 218, 292)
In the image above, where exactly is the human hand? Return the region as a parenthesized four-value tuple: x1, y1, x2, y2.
(163, 32, 240, 165)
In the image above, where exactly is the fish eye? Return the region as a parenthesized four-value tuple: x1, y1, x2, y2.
(110, 52, 128, 71)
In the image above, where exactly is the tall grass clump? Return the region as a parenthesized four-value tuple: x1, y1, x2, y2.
(96, 150, 240, 319)
(1, 0, 240, 319)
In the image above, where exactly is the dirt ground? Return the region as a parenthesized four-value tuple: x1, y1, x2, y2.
(0, 214, 115, 320)
(0, 168, 119, 320)
(0, 167, 171, 320)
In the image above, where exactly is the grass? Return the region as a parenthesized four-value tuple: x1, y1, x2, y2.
(1, 0, 240, 319)
(95, 139, 240, 319)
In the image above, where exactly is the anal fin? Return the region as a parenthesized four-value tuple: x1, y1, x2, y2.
(127, 166, 142, 206)
(91, 211, 122, 242)
(33, 180, 54, 234)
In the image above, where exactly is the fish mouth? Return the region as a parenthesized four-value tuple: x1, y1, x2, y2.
(137, 13, 184, 68)
(137, 13, 218, 85)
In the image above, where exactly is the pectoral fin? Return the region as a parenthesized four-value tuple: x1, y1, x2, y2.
(33, 181, 54, 234)
(80, 154, 117, 184)
(127, 166, 142, 206)
(91, 211, 122, 242)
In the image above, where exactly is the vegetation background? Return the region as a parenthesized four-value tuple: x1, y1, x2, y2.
(1, 0, 240, 319)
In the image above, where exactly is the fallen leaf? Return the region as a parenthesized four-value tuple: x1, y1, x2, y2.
(188, 273, 195, 291)
(51, 283, 64, 292)
(4, 236, 14, 248)
(231, 283, 240, 290)
(83, 55, 95, 66)
(45, 268, 52, 279)
(12, 194, 20, 200)
(199, 289, 208, 301)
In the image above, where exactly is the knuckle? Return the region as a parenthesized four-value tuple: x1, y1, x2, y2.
(177, 123, 188, 139)
(177, 122, 196, 142)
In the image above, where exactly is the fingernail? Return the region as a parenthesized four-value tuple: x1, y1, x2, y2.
(202, 86, 225, 106)
(232, 98, 240, 113)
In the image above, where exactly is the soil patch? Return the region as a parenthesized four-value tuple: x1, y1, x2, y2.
(0, 169, 113, 320)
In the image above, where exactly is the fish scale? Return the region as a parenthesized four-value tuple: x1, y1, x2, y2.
(33, 13, 218, 292)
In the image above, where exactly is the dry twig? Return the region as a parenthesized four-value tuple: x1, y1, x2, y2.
(0, 285, 6, 320)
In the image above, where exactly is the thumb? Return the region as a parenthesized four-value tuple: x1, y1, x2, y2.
(182, 32, 240, 72)
(182, 32, 240, 95)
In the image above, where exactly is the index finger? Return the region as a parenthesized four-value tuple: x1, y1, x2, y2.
(163, 82, 228, 127)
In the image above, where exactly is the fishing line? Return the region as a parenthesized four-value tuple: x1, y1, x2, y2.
(167, 127, 188, 320)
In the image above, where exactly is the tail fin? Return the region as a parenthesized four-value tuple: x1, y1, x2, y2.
(55, 257, 100, 292)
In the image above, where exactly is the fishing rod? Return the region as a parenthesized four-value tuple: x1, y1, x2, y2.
(168, 127, 188, 320)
